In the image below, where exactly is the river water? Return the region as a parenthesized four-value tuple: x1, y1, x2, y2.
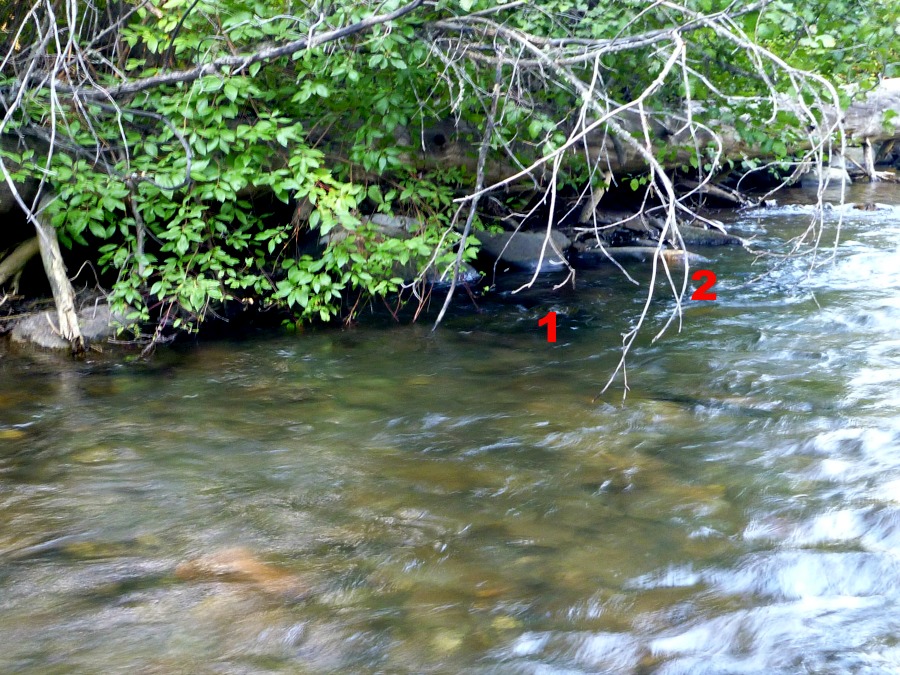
(2, 184, 900, 673)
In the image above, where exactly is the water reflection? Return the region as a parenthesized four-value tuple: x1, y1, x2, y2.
(1, 185, 900, 672)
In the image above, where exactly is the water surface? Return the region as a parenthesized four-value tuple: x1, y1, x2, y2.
(2, 184, 900, 673)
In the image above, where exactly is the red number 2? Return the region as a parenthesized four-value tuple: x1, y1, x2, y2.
(691, 270, 717, 301)
(538, 311, 557, 342)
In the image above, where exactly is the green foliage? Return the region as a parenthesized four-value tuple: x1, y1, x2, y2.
(752, 0, 900, 83)
(1, 0, 895, 338)
(1, 0, 484, 333)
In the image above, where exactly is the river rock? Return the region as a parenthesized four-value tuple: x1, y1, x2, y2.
(475, 230, 571, 271)
(175, 547, 310, 600)
(320, 213, 422, 245)
(673, 224, 744, 247)
(799, 166, 852, 188)
(10, 303, 121, 349)
(573, 245, 708, 267)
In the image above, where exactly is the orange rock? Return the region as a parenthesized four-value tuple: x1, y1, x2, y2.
(175, 547, 310, 599)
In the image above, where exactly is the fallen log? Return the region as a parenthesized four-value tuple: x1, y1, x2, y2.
(414, 79, 900, 186)
(676, 179, 750, 206)
(0, 237, 39, 288)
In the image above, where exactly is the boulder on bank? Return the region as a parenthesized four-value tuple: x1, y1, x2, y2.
(11, 303, 120, 349)
(799, 166, 851, 188)
(475, 229, 572, 271)
(319, 213, 423, 246)
(423, 261, 481, 286)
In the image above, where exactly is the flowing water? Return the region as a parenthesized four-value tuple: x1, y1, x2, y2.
(2, 184, 900, 674)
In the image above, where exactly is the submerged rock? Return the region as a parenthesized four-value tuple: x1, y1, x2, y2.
(175, 547, 311, 600)
(475, 230, 571, 271)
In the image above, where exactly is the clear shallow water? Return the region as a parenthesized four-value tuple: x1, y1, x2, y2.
(2, 185, 900, 673)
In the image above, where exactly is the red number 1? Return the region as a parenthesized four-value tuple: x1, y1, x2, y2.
(539, 311, 557, 342)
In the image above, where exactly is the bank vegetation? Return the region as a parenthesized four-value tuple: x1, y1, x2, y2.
(1, 0, 899, 379)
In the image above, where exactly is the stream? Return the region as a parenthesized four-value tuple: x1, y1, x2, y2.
(2, 183, 900, 673)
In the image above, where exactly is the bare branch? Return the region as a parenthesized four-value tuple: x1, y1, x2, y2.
(39, 0, 425, 100)
(433, 61, 503, 331)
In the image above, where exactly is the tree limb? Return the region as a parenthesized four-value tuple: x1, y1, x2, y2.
(44, 0, 425, 100)
(433, 61, 502, 331)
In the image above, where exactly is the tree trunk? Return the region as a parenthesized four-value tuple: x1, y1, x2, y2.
(34, 193, 84, 352)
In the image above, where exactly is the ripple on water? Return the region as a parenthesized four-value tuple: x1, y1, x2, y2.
(648, 596, 894, 674)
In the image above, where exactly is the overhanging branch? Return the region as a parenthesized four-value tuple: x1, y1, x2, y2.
(40, 0, 425, 100)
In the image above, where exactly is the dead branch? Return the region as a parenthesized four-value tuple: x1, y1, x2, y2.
(433, 61, 503, 330)
(34, 192, 84, 352)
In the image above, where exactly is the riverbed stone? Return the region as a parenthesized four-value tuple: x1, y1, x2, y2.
(175, 547, 311, 600)
(475, 229, 571, 271)
(10, 303, 120, 349)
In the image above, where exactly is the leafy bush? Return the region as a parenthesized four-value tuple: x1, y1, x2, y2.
(0, 0, 896, 340)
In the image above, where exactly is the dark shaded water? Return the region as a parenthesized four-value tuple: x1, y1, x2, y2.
(2, 185, 900, 673)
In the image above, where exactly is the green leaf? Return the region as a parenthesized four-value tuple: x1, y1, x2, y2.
(275, 128, 291, 146)
(89, 219, 109, 239)
(199, 76, 223, 92)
